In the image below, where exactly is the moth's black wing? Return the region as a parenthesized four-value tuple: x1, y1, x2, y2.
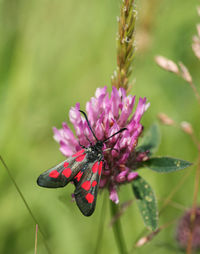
(37, 149, 87, 188)
(74, 161, 103, 216)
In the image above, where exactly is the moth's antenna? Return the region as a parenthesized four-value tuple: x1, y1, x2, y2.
(103, 128, 127, 143)
(79, 110, 99, 141)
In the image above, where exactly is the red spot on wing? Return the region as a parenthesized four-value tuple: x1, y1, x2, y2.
(62, 168, 72, 178)
(81, 181, 91, 191)
(98, 161, 103, 176)
(49, 170, 59, 178)
(64, 162, 69, 168)
(75, 154, 86, 162)
(85, 193, 94, 203)
(92, 180, 97, 187)
(74, 171, 83, 182)
(72, 149, 85, 158)
(92, 161, 99, 173)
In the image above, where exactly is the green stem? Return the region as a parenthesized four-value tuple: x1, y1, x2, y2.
(94, 191, 107, 254)
(0, 156, 51, 254)
(35, 224, 38, 254)
(110, 200, 128, 254)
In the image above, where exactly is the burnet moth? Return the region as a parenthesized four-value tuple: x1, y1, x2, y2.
(37, 110, 127, 216)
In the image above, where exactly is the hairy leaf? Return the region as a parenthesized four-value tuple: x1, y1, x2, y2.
(132, 176, 158, 231)
(143, 157, 192, 173)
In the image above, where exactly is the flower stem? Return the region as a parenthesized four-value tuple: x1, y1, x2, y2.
(110, 200, 128, 254)
(94, 191, 107, 254)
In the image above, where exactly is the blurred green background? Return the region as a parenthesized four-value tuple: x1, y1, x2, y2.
(0, 0, 199, 253)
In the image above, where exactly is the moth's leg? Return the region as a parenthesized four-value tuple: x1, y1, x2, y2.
(85, 134, 93, 146)
(78, 141, 86, 149)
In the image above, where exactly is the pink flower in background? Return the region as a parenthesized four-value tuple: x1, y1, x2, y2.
(176, 207, 200, 250)
(53, 86, 149, 203)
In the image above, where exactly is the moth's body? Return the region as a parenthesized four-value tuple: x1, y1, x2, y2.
(37, 110, 126, 216)
(86, 141, 103, 162)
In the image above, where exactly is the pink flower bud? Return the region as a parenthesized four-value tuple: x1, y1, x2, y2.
(127, 172, 138, 182)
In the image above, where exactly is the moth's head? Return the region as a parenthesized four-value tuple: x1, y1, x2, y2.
(96, 140, 104, 149)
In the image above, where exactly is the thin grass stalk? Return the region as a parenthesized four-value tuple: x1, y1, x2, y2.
(0, 156, 51, 254)
(34, 224, 38, 254)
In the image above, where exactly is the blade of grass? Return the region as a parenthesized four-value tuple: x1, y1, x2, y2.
(35, 224, 38, 254)
(0, 155, 51, 254)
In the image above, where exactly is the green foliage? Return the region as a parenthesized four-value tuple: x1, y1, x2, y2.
(132, 176, 158, 231)
(133, 124, 191, 231)
(143, 157, 192, 173)
(0, 0, 198, 253)
(137, 123, 160, 156)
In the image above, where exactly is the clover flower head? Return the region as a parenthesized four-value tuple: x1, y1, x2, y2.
(53, 86, 149, 203)
(176, 207, 200, 250)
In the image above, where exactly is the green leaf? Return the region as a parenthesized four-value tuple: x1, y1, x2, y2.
(132, 176, 158, 231)
(137, 124, 160, 156)
(143, 157, 192, 173)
